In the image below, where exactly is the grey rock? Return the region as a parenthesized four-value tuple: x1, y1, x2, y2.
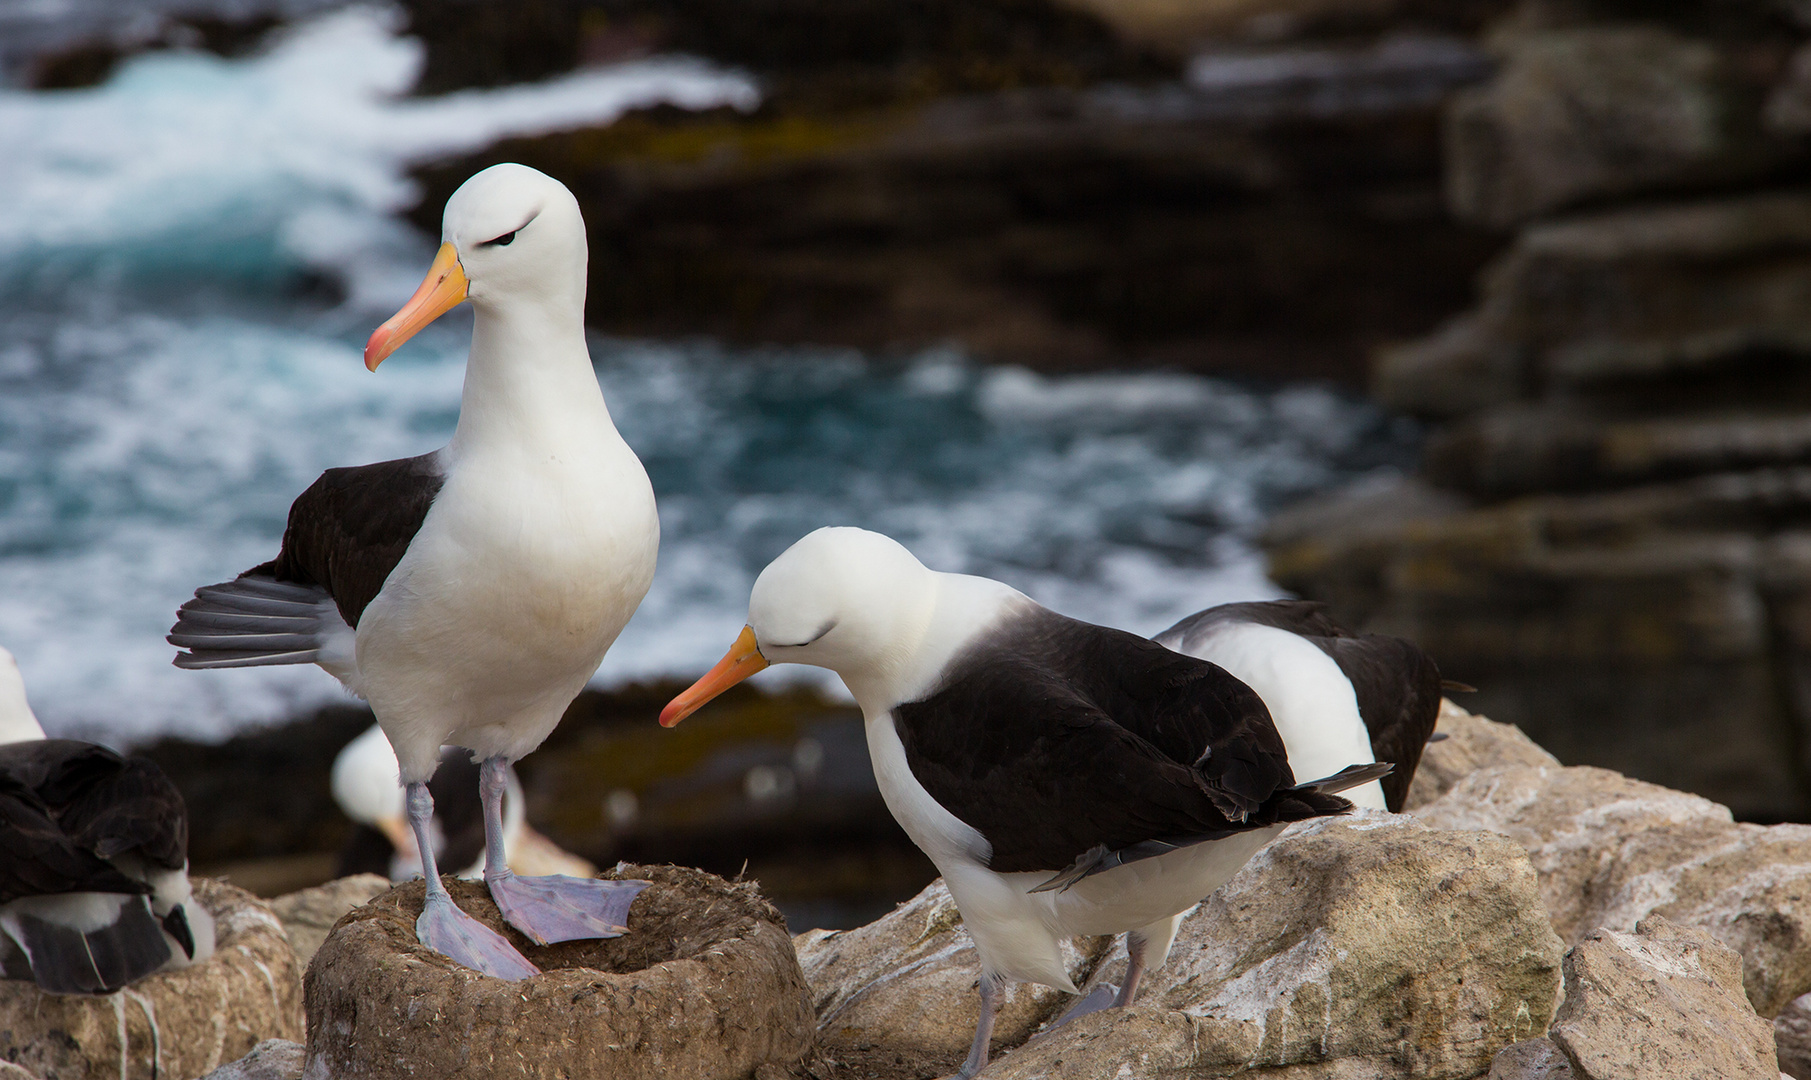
(1776, 991, 1811, 1079)
(267, 874, 389, 968)
(1417, 764, 1811, 1017)
(989, 813, 1563, 1079)
(1489, 1037, 1576, 1079)
(0, 879, 304, 1080)
(1551, 916, 1778, 1080)
(304, 866, 813, 1080)
(199, 1039, 305, 1080)
(1446, 26, 1779, 226)
(1402, 698, 1560, 811)
(795, 879, 1107, 1057)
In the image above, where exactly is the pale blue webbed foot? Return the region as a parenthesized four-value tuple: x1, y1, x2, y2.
(486, 871, 651, 945)
(416, 887, 540, 981)
(1049, 982, 1120, 1028)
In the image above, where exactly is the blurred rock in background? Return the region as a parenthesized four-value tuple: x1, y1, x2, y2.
(403, 0, 1507, 381)
(1268, 0, 1811, 820)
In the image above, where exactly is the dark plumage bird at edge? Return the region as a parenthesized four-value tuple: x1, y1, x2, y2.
(0, 646, 216, 994)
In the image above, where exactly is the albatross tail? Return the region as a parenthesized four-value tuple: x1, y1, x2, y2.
(168, 574, 347, 669)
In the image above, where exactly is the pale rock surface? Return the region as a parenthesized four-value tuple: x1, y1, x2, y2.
(793, 880, 1109, 1057)
(199, 1039, 306, 1080)
(1488, 1037, 1575, 1079)
(1416, 764, 1811, 1016)
(0, 879, 304, 1080)
(987, 813, 1563, 1079)
(1551, 916, 1778, 1080)
(1403, 699, 1560, 810)
(0, 1063, 40, 1080)
(267, 874, 388, 967)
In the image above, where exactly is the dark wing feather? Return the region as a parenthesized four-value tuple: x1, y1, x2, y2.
(893, 611, 1342, 875)
(0, 768, 148, 902)
(259, 452, 445, 628)
(0, 739, 187, 891)
(1310, 634, 1442, 811)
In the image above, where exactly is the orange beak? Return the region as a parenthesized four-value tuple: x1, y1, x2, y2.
(660, 626, 769, 727)
(364, 242, 468, 371)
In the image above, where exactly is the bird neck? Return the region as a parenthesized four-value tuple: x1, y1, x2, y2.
(450, 302, 616, 455)
(0, 678, 46, 745)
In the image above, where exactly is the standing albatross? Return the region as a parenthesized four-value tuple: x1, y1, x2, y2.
(0, 646, 216, 994)
(169, 163, 658, 980)
(660, 528, 1386, 1078)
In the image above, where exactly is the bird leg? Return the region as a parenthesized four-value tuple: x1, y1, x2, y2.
(1115, 929, 1149, 1008)
(948, 971, 1003, 1080)
(479, 755, 650, 945)
(1049, 928, 1151, 1028)
(408, 781, 540, 980)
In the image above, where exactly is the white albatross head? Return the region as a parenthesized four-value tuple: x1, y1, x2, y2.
(0, 645, 47, 745)
(661, 527, 942, 726)
(363, 162, 588, 370)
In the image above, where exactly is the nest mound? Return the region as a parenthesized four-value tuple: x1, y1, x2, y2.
(0, 879, 304, 1080)
(304, 863, 814, 1080)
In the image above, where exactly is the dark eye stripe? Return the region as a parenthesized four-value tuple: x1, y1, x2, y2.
(485, 230, 517, 247)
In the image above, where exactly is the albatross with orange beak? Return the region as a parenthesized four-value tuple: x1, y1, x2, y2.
(169, 163, 658, 980)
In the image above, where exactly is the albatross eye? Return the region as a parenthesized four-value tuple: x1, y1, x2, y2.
(485, 230, 517, 247)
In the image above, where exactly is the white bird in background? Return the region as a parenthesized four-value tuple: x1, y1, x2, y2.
(331, 723, 596, 882)
(661, 528, 1387, 1078)
(0, 646, 216, 994)
(1153, 599, 1447, 814)
(170, 163, 658, 980)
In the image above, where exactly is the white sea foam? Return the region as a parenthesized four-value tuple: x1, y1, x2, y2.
(0, 5, 757, 305)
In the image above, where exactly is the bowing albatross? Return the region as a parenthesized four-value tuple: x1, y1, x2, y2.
(1154, 600, 1445, 813)
(169, 163, 658, 980)
(0, 647, 216, 994)
(660, 528, 1387, 1078)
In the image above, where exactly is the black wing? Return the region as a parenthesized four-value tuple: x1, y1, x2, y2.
(892, 610, 1346, 875)
(1157, 600, 1442, 811)
(0, 741, 186, 903)
(1312, 634, 1441, 811)
(258, 452, 445, 629)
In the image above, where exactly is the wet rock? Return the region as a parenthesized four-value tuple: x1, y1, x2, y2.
(304, 865, 813, 1080)
(992, 813, 1563, 1078)
(1776, 991, 1811, 1079)
(1417, 763, 1811, 1017)
(1445, 25, 1789, 227)
(199, 1039, 305, 1080)
(793, 879, 1108, 1057)
(266, 874, 389, 967)
(1488, 1037, 1576, 1079)
(1402, 698, 1560, 810)
(1551, 916, 1778, 1080)
(0, 879, 304, 1080)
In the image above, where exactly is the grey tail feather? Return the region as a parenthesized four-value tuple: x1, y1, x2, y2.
(1426, 731, 1451, 743)
(1295, 761, 1394, 795)
(170, 574, 333, 669)
(6, 896, 173, 994)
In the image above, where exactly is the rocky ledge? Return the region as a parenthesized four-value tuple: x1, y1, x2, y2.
(143, 700, 1811, 1080)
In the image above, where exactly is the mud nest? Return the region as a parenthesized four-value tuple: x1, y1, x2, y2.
(304, 863, 815, 1080)
(0, 879, 303, 1080)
